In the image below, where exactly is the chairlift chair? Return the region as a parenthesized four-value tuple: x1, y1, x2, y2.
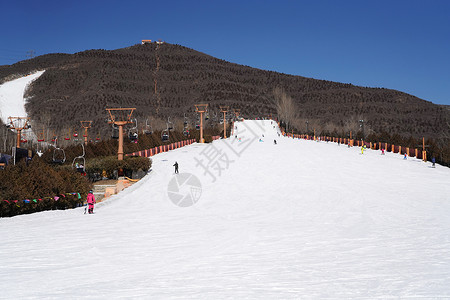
(20, 133, 28, 143)
(72, 143, 86, 173)
(36, 142, 44, 157)
(65, 129, 71, 141)
(52, 148, 66, 164)
(35, 129, 45, 156)
(128, 119, 138, 142)
(111, 124, 119, 139)
(129, 131, 138, 141)
(167, 117, 173, 131)
(161, 129, 169, 142)
(144, 118, 153, 135)
(144, 128, 153, 135)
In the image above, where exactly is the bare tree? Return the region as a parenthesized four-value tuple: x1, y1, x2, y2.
(272, 87, 298, 131)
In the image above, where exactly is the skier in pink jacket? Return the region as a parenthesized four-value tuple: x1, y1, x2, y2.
(87, 190, 96, 214)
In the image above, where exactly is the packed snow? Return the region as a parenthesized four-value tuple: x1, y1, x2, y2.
(0, 71, 44, 124)
(1, 120, 449, 298)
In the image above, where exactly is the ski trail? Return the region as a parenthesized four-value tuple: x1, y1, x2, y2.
(0, 71, 45, 141)
(1, 120, 450, 298)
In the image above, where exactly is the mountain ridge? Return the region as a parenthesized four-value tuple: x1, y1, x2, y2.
(0, 42, 448, 142)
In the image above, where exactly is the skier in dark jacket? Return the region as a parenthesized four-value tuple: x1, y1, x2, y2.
(432, 157, 436, 168)
(173, 161, 179, 174)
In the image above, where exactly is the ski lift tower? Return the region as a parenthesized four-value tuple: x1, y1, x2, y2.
(106, 108, 136, 160)
(7, 117, 30, 148)
(416, 137, 430, 162)
(220, 105, 229, 138)
(80, 121, 92, 146)
(194, 104, 208, 143)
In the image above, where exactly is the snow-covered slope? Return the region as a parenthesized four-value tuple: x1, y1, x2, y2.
(0, 71, 45, 125)
(1, 120, 449, 298)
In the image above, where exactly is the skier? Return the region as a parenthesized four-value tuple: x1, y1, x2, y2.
(432, 157, 436, 168)
(274, 139, 277, 145)
(381, 148, 385, 155)
(173, 161, 179, 174)
(87, 191, 96, 214)
(404, 153, 407, 160)
(361, 145, 365, 154)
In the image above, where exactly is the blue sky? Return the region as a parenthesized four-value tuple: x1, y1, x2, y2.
(1, 0, 449, 105)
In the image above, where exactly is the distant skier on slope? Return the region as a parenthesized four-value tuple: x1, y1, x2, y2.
(173, 161, 179, 174)
(432, 157, 436, 168)
(274, 139, 277, 145)
(87, 191, 96, 214)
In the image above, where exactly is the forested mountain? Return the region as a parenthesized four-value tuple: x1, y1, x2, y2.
(0, 42, 448, 142)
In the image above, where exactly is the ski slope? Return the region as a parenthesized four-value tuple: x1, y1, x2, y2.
(0, 71, 45, 125)
(1, 120, 450, 298)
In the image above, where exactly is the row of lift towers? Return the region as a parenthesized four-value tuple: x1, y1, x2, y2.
(107, 104, 240, 160)
(7, 117, 93, 149)
(4, 117, 93, 167)
(4, 105, 241, 164)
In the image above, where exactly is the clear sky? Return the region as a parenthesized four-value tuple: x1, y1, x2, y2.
(1, 0, 449, 105)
